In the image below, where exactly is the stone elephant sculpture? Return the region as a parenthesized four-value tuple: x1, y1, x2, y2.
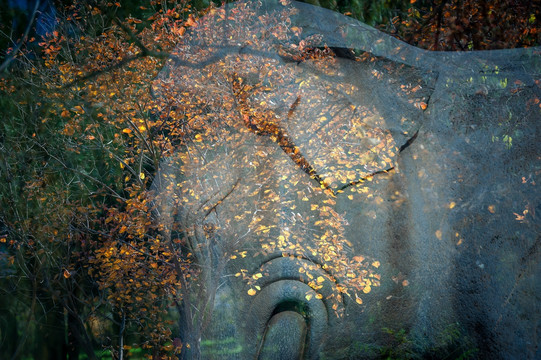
(152, 1, 540, 358)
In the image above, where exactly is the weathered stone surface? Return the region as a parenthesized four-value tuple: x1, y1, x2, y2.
(153, 1, 540, 358)
(258, 311, 307, 360)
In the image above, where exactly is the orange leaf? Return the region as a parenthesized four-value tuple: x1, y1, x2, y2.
(185, 15, 197, 27)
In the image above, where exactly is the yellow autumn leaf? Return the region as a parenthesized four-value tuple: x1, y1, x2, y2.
(435, 230, 442, 240)
(247, 288, 256, 296)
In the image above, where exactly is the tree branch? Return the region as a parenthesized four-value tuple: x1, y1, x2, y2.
(0, 0, 40, 73)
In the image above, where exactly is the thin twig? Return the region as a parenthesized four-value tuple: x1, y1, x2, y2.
(30, 138, 126, 200)
(0, 0, 40, 73)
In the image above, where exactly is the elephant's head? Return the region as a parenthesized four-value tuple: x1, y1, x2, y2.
(151, 1, 541, 358)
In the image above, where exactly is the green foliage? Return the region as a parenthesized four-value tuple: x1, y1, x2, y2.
(377, 324, 478, 360)
(379, 327, 416, 359)
(334, 324, 478, 359)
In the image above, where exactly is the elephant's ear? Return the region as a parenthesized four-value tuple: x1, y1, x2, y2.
(151, 0, 437, 192)
(255, 1, 437, 192)
(280, 51, 436, 192)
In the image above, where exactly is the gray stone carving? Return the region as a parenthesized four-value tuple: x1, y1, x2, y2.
(153, 1, 540, 358)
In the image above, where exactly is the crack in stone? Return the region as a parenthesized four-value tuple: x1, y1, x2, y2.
(203, 177, 241, 219)
(233, 74, 420, 196)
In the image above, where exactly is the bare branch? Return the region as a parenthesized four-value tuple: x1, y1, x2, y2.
(0, 0, 40, 73)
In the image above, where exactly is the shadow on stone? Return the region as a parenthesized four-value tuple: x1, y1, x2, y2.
(257, 310, 307, 360)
